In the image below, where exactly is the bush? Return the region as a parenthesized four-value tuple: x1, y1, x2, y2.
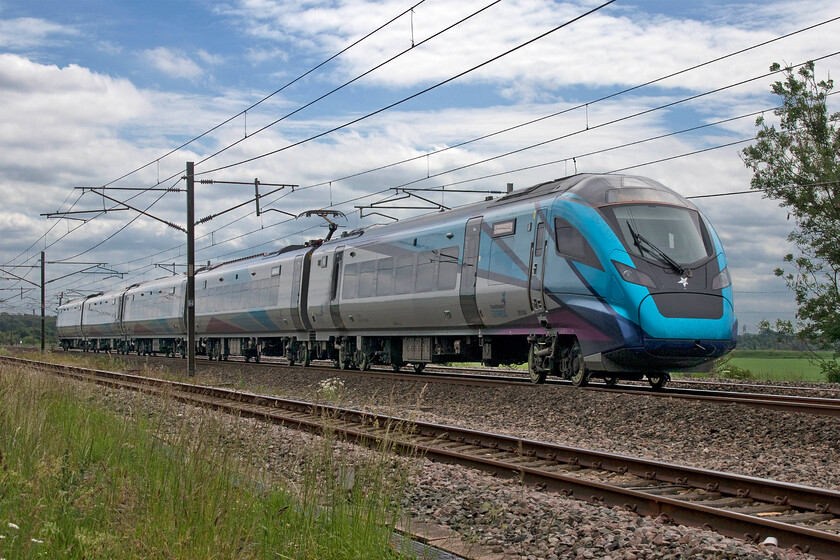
(823, 360, 840, 383)
(711, 353, 754, 380)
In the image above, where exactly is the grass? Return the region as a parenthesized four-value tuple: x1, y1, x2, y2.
(0, 362, 414, 559)
(446, 353, 837, 383)
(723, 350, 835, 383)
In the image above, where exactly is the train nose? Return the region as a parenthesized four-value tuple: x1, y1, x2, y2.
(638, 292, 735, 340)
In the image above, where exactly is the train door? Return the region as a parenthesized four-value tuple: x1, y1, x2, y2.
(529, 221, 547, 312)
(459, 217, 483, 326)
(290, 254, 310, 330)
(329, 246, 346, 330)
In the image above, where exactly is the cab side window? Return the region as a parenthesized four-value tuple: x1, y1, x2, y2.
(554, 217, 602, 270)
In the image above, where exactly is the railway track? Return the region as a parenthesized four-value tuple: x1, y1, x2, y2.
(353, 367, 840, 417)
(15, 346, 840, 416)
(4, 354, 840, 559)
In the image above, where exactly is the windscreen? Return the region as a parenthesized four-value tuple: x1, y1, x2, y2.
(609, 204, 712, 264)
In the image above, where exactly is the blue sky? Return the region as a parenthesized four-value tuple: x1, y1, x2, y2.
(1, 0, 838, 334)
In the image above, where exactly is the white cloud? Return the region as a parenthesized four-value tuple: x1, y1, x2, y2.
(142, 47, 204, 79)
(218, 0, 839, 97)
(246, 46, 289, 66)
(0, 17, 78, 49)
(197, 49, 225, 66)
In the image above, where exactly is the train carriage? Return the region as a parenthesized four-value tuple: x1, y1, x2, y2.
(56, 298, 86, 350)
(193, 247, 311, 362)
(82, 291, 126, 352)
(122, 277, 186, 356)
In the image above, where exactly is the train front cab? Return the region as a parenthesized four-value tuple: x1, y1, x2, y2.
(586, 180, 737, 383)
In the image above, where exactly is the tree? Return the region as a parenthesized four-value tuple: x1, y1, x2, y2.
(756, 318, 794, 336)
(742, 61, 840, 382)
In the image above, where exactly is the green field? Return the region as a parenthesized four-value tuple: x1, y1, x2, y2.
(723, 350, 835, 382)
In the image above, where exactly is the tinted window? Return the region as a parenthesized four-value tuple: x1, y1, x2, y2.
(554, 217, 602, 270)
(535, 223, 545, 257)
(358, 260, 376, 298)
(376, 258, 394, 296)
(415, 251, 436, 293)
(395, 255, 414, 295)
(437, 246, 459, 290)
(342, 263, 359, 299)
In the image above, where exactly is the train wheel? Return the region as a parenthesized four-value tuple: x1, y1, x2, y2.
(604, 376, 618, 387)
(298, 344, 311, 367)
(647, 372, 669, 390)
(359, 353, 371, 371)
(528, 344, 547, 384)
(391, 361, 405, 372)
(412, 363, 425, 374)
(569, 341, 589, 387)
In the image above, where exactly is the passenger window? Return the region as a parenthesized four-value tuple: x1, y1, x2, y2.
(395, 255, 415, 295)
(415, 251, 436, 292)
(342, 263, 359, 299)
(376, 258, 394, 296)
(358, 260, 376, 298)
(437, 246, 459, 290)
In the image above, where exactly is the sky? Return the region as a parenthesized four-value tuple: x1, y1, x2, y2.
(0, 0, 838, 334)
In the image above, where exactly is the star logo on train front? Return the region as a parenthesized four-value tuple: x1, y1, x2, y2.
(678, 277, 689, 289)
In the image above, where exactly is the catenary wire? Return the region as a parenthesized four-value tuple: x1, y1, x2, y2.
(10, 0, 506, 283)
(35, 0, 620, 285)
(17, 14, 840, 302)
(196, 0, 619, 175)
(300, 14, 840, 191)
(42, 74, 839, 297)
(3, 0, 430, 271)
(34, 12, 839, 273)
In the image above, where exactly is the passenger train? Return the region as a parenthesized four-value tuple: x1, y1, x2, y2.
(57, 173, 737, 388)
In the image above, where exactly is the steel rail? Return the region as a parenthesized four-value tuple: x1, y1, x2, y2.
(4, 355, 840, 558)
(591, 385, 840, 417)
(356, 367, 840, 417)
(21, 346, 840, 416)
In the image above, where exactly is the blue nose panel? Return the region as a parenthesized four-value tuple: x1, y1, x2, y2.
(639, 293, 735, 340)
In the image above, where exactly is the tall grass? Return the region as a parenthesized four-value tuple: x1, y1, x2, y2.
(0, 364, 413, 559)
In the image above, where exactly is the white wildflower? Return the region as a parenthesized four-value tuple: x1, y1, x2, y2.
(7, 523, 18, 530)
(318, 377, 345, 401)
(31, 538, 44, 544)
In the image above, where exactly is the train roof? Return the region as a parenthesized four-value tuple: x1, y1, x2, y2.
(320, 173, 695, 246)
(492, 173, 695, 209)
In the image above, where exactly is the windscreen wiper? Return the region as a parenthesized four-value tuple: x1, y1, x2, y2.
(626, 221, 688, 276)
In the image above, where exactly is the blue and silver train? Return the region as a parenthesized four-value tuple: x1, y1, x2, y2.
(57, 173, 737, 388)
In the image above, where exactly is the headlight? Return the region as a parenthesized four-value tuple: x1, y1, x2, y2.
(612, 260, 656, 288)
(712, 266, 731, 290)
